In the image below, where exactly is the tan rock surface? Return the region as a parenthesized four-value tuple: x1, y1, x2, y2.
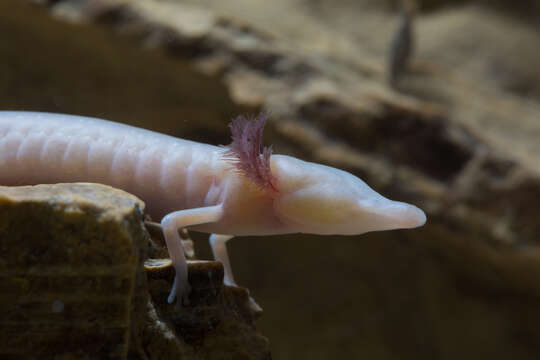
(0, 183, 147, 359)
(0, 184, 270, 359)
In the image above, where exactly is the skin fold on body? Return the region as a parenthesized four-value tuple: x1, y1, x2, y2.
(0, 111, 426, 305)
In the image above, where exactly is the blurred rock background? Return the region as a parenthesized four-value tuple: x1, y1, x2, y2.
(1, 0, 539, 359)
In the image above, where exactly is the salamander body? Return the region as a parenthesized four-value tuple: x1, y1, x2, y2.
(0, 111, 426, 305)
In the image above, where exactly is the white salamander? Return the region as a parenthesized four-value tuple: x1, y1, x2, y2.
(0, 111, 426, 304)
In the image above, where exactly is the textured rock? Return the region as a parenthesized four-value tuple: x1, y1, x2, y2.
(0, 184, 270, 360)
(0, 183, 147, 359)
(144, 259, 269, 360)
(3, 1, 540, 359)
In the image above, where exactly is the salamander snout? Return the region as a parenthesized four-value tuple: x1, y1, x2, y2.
(270, 154, 427, 235)
(356, 198, 426, 232)
(385, 202, 426, 229)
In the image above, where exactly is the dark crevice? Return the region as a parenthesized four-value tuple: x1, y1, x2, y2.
(299, 98, 474, 182)
(375, 106, 474, 182)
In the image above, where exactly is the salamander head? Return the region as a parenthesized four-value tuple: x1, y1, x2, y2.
(270, 155, 426, 235)
(223, 112, 425, 235)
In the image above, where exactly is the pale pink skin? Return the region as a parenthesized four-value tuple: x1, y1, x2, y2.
(0, 111, 426, 305)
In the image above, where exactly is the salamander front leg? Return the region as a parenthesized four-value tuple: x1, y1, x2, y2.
(209, 234, 235, 286)
(161, 205, 223, 306)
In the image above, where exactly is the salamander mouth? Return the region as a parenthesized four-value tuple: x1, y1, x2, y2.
(360, 199, 427, 230)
